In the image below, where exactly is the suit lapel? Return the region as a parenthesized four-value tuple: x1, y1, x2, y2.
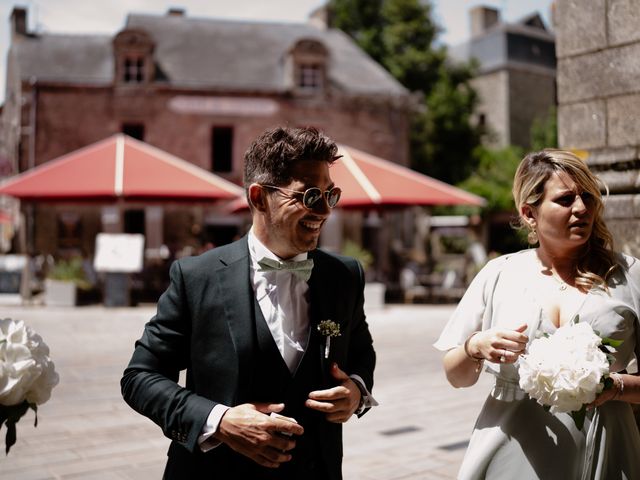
(307, 250, 338, 385)
(216, 237, 255, 402)
(307, 250, 334, 327)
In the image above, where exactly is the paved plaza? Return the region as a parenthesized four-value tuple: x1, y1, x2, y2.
(0, 303, 493, 479)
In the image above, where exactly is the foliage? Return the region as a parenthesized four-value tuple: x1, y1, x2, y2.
(328, 0, 386, 64)
(457, 145, 523, 212)
(411, 60, 481, 184)
(328, 0, 482, 184)
(341, 239, 374, 271)
(530, 106, 558, 151)
(47, 257, 91, 290)
(0, 401, 36, 454)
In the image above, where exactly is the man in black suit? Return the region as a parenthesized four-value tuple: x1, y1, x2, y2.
(121, 126, 377, 479)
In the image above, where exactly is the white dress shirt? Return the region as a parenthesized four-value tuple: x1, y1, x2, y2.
(249, 230, 311, 373)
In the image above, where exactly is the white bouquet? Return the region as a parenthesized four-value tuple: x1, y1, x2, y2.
(518, 318, 618, 429)
(0, 318, 59, 453)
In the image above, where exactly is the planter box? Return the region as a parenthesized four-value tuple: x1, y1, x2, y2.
(45, 278, 77, 307)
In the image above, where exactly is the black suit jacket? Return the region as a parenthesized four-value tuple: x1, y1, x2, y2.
(121, 235, 376, 478)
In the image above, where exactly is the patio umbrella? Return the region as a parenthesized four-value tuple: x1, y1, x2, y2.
(0, 134, 244, 202)
(226, 144, 485, 211)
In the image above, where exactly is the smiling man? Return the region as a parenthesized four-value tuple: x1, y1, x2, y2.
(121, 126, 377, 480)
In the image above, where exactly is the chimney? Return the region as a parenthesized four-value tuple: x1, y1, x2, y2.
(167, 7, 185, 17)
(11, 7, 27, 37)
(308, 5, 330, 30)
(470, 6, 500, 38)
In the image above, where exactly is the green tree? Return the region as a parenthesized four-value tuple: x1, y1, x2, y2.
(530, 106, 558, 151)
(412, 61, 481, 184)
(457, 145, 522, 212)
(328, 0, 481, 184)
(328, 0, 386, 64)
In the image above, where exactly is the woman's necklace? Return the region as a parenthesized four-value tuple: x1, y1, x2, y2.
(550, 272, 568, 291)
(537, 249, 576, 291)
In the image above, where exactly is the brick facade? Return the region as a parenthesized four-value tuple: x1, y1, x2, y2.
(1, 8, 411, 263)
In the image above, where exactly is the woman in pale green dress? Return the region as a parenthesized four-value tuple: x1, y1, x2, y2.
(435, 150, 640, 479)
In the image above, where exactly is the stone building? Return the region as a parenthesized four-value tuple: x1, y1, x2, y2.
(555, 0, 640, 256)
(1, 7, 411, 261)
(450, 6, 556, 149)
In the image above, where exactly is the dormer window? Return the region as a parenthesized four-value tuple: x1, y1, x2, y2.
(113, 29, 155, 86)
(287, 39, 328, 96)
(124, 56, 145, 83)
(296, 63, 324, 92)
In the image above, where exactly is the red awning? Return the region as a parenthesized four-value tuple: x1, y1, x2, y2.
(333, 145, 485, 207)
(226, 144, 485, 211)
(0, 134, 244, 202)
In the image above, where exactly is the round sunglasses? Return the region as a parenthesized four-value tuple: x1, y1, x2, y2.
(262, 184, 342, 209)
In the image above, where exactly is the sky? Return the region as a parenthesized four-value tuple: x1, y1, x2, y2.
(0, 0, 554, 104)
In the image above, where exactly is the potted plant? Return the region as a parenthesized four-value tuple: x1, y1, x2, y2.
(45, 257, 91, 307)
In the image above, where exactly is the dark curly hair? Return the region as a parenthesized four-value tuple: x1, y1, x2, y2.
(243, 126, 341, 197)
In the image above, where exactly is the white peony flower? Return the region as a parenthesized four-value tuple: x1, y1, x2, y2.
(0, 318, 59, 407)
(518, 321, 610, 414)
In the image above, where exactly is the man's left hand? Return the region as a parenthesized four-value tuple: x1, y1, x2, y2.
(305, 363, 361, 423)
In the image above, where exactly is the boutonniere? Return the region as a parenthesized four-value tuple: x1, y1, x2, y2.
(317, 320, 341, 359)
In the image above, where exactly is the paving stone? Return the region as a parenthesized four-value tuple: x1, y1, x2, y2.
(0, 304, 492, 479)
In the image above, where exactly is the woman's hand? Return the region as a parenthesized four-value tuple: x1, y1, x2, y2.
(467, 324, 529, 364)
(589, 372, 625, 409)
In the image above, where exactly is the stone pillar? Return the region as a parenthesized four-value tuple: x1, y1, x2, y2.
(556, 0, 640, 257)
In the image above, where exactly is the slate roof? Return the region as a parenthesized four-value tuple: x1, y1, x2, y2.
(13, 34, 113, 86)
(449, 13, 555, 74)
(12, 12, 408, 98)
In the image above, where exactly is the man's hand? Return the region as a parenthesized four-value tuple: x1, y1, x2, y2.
(214, 403, 304, 468)
(305, 363, 361, 423)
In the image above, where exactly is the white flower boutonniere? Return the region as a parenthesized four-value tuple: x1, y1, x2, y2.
(0, 318, 59, 453)
(518, 316, 620, 430)
(317, 320, 341, 359)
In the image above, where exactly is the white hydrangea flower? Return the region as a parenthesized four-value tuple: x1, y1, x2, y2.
(0, 318, 59, 407)
(518, 321, 610, 414)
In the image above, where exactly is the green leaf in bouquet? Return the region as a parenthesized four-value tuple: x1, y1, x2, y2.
(0, 401, 37, 454)
(601, 337, 623, 348)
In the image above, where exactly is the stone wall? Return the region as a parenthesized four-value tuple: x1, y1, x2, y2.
(472, 71, 509, 147)
(556, 0, 640, 256)
(509, 67, 556, 149)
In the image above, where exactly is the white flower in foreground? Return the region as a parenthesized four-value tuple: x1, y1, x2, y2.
(518, 321, 610, 414)
(0, 318, 59, 453)
(0, 318, 59, 407)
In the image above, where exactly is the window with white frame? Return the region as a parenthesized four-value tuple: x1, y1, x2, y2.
(295, 63, 324, 92)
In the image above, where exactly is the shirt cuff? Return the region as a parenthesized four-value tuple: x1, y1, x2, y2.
(198, 404, 230, 452)
(350, 374, 379, 414)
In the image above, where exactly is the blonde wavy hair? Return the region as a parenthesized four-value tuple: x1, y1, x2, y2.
(512, 149, 618, 291)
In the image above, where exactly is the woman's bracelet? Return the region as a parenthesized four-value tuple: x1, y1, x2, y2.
(610, 372, 625, 401)
(463, 331, 484, 373)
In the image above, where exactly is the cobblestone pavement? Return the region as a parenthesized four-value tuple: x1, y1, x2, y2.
(0, 303, 493, 479)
